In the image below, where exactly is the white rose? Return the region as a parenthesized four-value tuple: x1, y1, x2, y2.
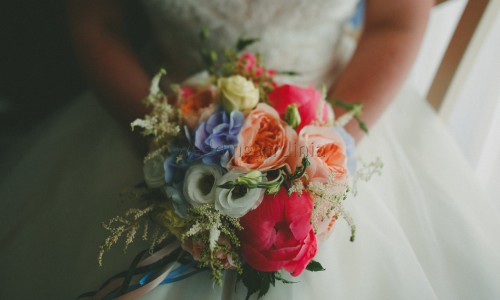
(183, 164, 224, 206)
(215, 171, 265, 218)
(143, 154, 166, 188)
(218, 75, 259, 111)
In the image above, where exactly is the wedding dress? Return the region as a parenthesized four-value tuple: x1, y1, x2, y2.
(1, 0, 500, 299)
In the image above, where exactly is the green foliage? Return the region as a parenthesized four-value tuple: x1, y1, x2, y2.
(131, 69, 181, 144)
(236, 37, 260, 52)
(97, 186, 174, 267)
(239, 265, 297, 300)
(306, 260, 326, 272)
(355, 115, 369, 133)
(217, 170, 284, 195)
(329, 98, 369, 134)
(97, 203, 166, 267)
(287, 157, 310, 181)
(275, 70, 300, 76)
(182, 205, 243, 285)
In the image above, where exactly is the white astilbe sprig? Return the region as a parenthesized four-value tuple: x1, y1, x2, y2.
(183, 222, 203, 238)
(307, 174, 349, 235)
(288, 179, 305, 196)
(351, 157, 383, 196)
(337, 206, 356, 242)
(209, 224, 221, 251)
(144, 145, 169, 163)
(98, 204, 160, 266)
(181, 204, 243, 284)
(131, 69, 181, 144)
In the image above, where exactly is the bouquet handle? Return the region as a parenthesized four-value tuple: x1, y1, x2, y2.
(221, 270, 238, 300)
(80, 241, 208, 300)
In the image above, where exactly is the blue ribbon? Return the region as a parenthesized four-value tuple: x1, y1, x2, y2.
(139, 260, 204, 286)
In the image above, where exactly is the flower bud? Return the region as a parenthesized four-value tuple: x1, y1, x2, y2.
(235, 170, 264, 187)
(285, 104, 301, 130)
(262, 173, 284, 195)
(265, 181, 282, 195)
(215, 171, 265, 218)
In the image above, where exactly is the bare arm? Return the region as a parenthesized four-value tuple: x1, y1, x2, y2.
(67, 0, 150, 124)
(329, 0, 434, 141)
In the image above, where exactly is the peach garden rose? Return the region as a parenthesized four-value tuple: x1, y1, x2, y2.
(231, 103, 297, 172)
(296, 125, 347, 183)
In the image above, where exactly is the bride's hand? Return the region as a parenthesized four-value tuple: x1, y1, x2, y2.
(329, 0, 434, 142)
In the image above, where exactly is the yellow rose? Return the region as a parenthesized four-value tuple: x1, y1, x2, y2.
(154, 202, 186, 240)
(218, 75, 259, 111)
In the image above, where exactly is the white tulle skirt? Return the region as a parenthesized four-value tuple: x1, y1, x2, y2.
(1, 85, 500, 299)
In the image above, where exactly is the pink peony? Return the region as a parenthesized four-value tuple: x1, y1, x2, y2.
(239, 188, 317, 277)
(268, 84, 330, 132)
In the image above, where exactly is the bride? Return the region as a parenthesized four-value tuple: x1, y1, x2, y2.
(1, 0, 500, 299)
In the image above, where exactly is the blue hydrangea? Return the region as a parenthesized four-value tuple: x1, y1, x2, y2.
(193, 110, 244, 166)
(165, 185, 189, 217)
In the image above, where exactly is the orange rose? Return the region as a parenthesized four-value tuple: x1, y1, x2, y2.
(178, 86, 217, 129)
(231, 103, 297, 172)
(297, 125, 347, 183)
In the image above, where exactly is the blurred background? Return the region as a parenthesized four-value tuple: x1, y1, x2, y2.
(1, 0, 498, 203)
(0, 0, 83, 128)
(408, 0, 500, 204)
(0, 0, 149, 132)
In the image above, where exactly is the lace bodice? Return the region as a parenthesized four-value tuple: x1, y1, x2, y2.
(142, 0, 358, 86)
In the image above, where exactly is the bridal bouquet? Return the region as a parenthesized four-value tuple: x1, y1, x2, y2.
(85, 36, 375, 300)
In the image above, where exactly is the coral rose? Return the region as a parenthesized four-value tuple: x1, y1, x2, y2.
(232, 103, 297, 172)
(239, 188, 317, 276)
(268, 84, 330, 132)
(296, 125, 347, 183)
(178, 85, 218, 129)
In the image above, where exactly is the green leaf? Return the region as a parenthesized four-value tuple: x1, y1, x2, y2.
(354, 115, 369, 134)
(275, 272, 298, 284)
(330, 98, 369, 134)
(199, 28, 210, 41)
(329, 98, 356, 110)
(257, 274, 271, 298)
(241, 266, 261, 300)
(288, 157, 310, 181)
(306, 260, 326, 272)
(276, 70, 300, 76)
(236, 37, 259, 51)
(240, 265, 279, 300)
(217, 182, 236, 189)
(200, 49, 218, 68)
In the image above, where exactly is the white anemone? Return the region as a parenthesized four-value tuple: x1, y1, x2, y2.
(183, 164, 224, 206)
(215, 171, 265, 218)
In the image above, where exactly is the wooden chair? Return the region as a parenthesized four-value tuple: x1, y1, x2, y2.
(428, 0, 497, 118)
